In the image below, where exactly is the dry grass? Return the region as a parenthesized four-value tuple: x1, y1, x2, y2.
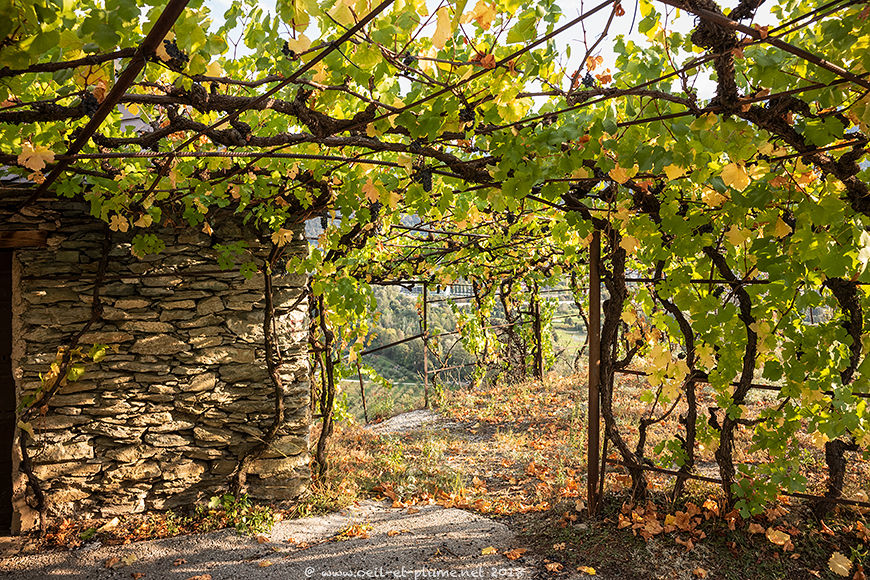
(307, 372, 870, 579)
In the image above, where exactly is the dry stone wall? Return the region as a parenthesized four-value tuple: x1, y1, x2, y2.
(1, 197, 310, 532)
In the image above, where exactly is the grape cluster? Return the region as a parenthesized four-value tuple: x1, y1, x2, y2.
(582, 72, 596, 88)
(81, 92, 99, 117)
(412, 166, 433, 192)
(370, 200, 383, 221)
(459, 106, 475, 123)
(273, 255, 289, 275)
(281, 41, 295, 59)
(161, 39, 189, 71)
(401, 53, 416, 66)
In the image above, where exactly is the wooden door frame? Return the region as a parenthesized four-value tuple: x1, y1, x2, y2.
(0, 231, 47, 534)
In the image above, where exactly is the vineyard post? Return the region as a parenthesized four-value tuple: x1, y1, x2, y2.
(588, 230, 602, 516)
(533, 284, 543, 379)
(356, 358, 369, 423)
(423, 282, 429, 408)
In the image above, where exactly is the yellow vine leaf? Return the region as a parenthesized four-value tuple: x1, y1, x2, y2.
(205, 61, 223, 78)
(17, 421, 35, 439)
(828, 551, 852, 577)
(481, 546, 497, 555)
(609, 164, 626, 181)
(271, 228, 294, 247)
(285, 34, 311, 54)
(133, 214, 153, 228)
(312, 61, 328, 83)
(619, 235, 639, 254)
(609, 164, 637, 184)
(773, 217, 792, 238)
(18, 142, 55, 171)
(432, 7, 451, 50)
(758, 141, 775, 156)
(851, 94, 870, 133)
(328, 0, 355, 27)
(701, 188, 728, 207)
(696, 344, 716, 369)
(690, 113, 717, 131)
(362, 178, 380, 203)
(725, 225, 751, 246)
(721, 162, 751, 191)
(811, 431, 829, 448)
(663, 164, 685, 180)
(109, 214, 129, 233)
(73, 63, 110, 89)
(385, 189, 401, 209)
(463, 0, 497, 30)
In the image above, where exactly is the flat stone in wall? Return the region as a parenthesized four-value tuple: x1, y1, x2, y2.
(0, 197, 311, 532)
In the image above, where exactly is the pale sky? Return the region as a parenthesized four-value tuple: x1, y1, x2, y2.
(201, 0, 781, 102)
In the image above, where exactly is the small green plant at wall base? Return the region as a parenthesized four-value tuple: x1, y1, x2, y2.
(196, 494, 275, 536)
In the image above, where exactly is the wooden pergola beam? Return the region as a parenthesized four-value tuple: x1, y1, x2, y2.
(0, 231, 48, 249)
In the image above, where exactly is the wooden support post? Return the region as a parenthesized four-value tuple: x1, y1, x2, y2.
(588, 230, 601, 516)
(423, 283, 429, 408)
(355, 358, 368, 423)
(533, 285, 543, 379)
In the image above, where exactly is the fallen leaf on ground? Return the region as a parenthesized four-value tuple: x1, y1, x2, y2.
(132, 573, 145, 579)
(505, 548, 528, 560)
(185, 575, 212, 580)
(766, 527, 790, 547)
(552, 542, 565, 550)
(577, 565, 596, 575)
(545, 562, 563, 572)
(481, 546, 497, 555)
(105, 557, 120, 568)
(693, 568, 708, 578)
(829, 552, 852, 577)
(97, 517, 120, 532)
(258, 560, 274, 567)
(748, 522, 765, 534)
(256, 535, 269, 544)
(173, 559, 187, 566)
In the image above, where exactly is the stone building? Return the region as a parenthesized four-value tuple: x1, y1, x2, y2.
(0, 194, 311, 533)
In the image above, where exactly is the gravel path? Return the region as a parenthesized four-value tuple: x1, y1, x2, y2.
(0, 500, 538, 580)
(0, 410, 558, 579)
(365, 409, 446, 435)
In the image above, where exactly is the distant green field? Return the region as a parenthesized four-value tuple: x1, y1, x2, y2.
(333, 286, 590, 424)
(338, 376, 466, 423)
(338, 378, 424, 423)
